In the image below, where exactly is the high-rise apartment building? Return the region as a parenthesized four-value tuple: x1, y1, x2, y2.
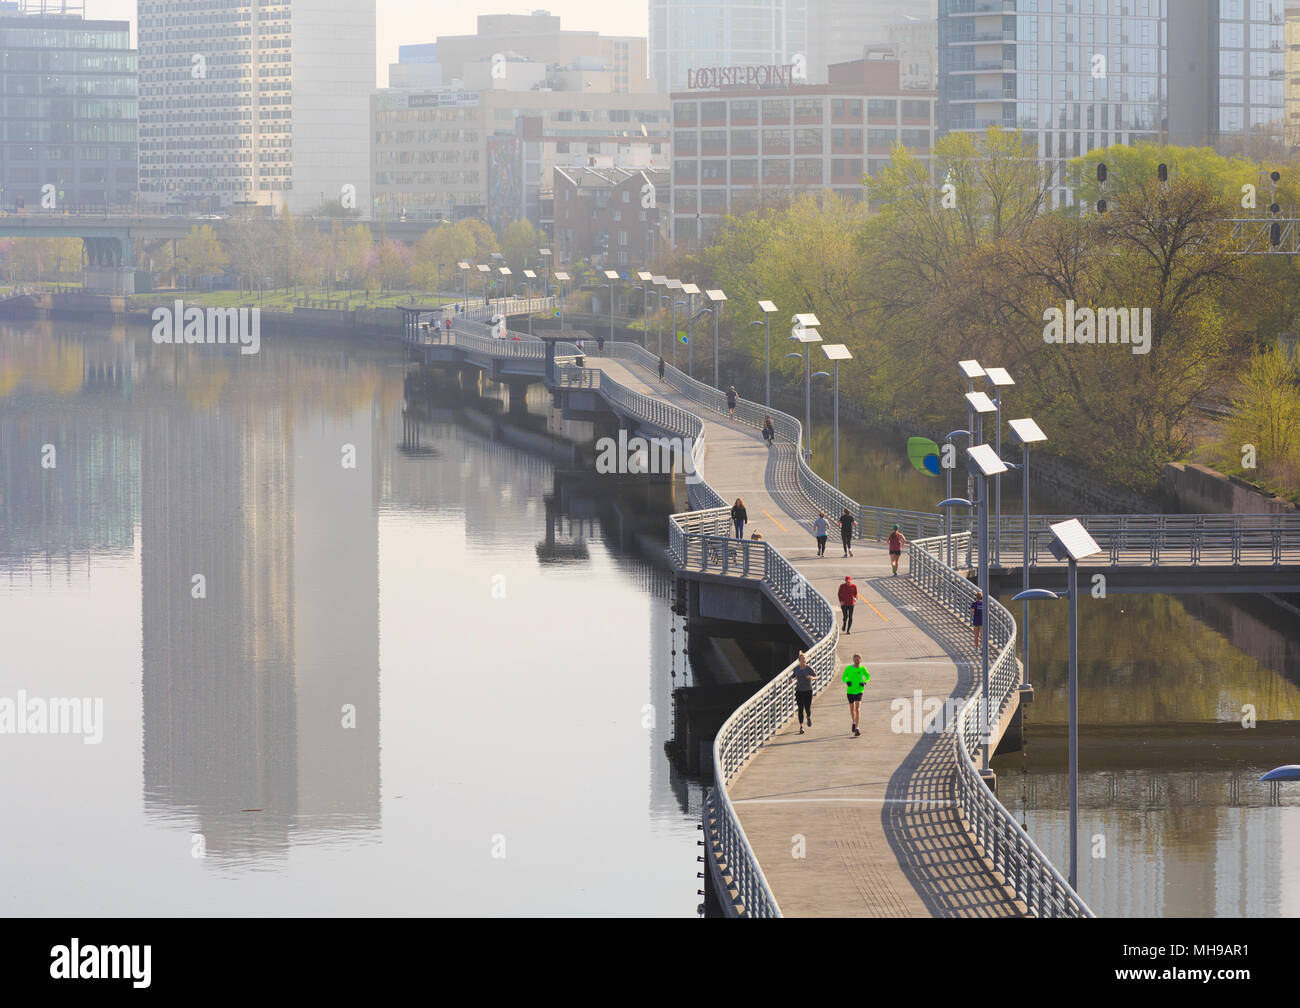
(137, 0, 375, 214)
(938, 0, 1284, 205)
(434, 11, 650, 93)
(0, 3, 136, 212)
(806, 2, 936, 83)
(1286, 4, 1300, 149)
(650, 0, 809, 92)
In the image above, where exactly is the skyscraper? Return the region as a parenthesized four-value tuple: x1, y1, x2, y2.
(938, 0, 1284, 205)
(137, 0, 375, 215)
(0, 3, 136, 212)
(650, 0, 810, 93)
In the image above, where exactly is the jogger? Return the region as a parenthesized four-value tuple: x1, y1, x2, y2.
(813, 511, 828, 557)
(843, 654, 869, 736)
(839, 507, 855, 557)
(789, 652, 815, 734)
(837, 575, 858, 633)
(726, 386, 738, 418)
(888, 524, 906, 576)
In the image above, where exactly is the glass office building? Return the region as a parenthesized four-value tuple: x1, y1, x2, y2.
(650, 0, 809, 92)
(0, 7, 137, 211)
(939, 0, 1284, 205)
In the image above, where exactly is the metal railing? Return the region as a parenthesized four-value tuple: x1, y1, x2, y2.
(0, 284, 36, 301)
(602, 341, 963, 541)
(670, 504, 838, 917)
(991, 513, 1300, 568)
(909, 531, 1094, 918)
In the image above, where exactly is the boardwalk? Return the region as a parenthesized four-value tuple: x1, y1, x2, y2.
(588, 354, 1024, 917)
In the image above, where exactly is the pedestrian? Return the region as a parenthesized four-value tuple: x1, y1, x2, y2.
(762, 416, 775, 446)
(838, 507, 855, 557)
(731, 497, 748, 539)
(790, 651, 815, 733)
(843, 653, 869, 737)
(658, 356, 666, 382)
(887, 524, 906, 576)
(813, 511, 829, 557)
(837, 575, 858, 633)
(726, 385, 738, 418)
(597, 333, 606, 355)
(971, 590, 984, 650)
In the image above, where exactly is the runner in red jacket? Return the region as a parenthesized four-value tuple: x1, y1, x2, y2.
(837, 575, 858, 633)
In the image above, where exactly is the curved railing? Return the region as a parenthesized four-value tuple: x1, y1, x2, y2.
(603, 341, 965, 541)
(909, 531, 1094, 918)
(415, 325, 1086, 916)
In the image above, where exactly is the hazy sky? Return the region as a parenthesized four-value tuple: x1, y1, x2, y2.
(87, 1, 648, 87)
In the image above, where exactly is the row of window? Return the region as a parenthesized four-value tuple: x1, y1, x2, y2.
(2, 144, 134, 160)
(673, 127, 931, 159)
(675, 97, 933, 126)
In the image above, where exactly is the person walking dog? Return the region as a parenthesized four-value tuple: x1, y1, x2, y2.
(731, 498, 748, 539)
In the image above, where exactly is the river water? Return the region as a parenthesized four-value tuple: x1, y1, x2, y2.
(3, 317, 1297, 917)
(0, 318, 701, 916)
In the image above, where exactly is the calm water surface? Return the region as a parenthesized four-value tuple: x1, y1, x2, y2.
(0, 319, 700, 916)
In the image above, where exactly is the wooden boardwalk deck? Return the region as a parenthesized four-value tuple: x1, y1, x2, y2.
(590, 355, 1024, 917)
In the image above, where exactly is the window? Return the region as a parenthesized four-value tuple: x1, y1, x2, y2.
(762, 128, 790, 154)
(701, 160, 727, 183)
(622, 191, 630, 202)
(732, 159, 757, 181)
(762, 99, 790, 123)
(674, 130, 698, 155)
(732, 129, 758, 155)
(867, 99, 897, 120)
(901, 100, 930, 120)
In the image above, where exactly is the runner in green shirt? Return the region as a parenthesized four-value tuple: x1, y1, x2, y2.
(843, 654, 869, 737)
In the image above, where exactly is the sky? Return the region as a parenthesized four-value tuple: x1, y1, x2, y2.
(85, 1, 648, 87)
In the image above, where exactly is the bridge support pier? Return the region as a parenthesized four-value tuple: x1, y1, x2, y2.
(505, 379, 531, 416)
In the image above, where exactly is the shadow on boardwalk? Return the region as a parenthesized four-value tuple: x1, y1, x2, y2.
(869, 576, 1026, 918)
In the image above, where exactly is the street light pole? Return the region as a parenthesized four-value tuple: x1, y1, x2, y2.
(819, 344, 852, 490)
(985, 368, 1015, 565)
(682, 283, 700, 377)
(1008, 417, 1047, 700)
(756, 300, 776, 407)
(944, 429, 972, 568)
(706, 288, 727, 387)
(966, 442, 1006, 776)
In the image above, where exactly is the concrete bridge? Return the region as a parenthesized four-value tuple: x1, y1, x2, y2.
(0, 212, 448, 295)
(406, 307, 1299, 917)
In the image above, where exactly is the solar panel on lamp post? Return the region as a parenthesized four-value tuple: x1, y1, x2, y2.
(603, 269, 620, 345)
(1008, 417, 1047, 703)
(681, 283, 700, 376)
(791, 314, 821, 463)
(706, 289, 727, 387)
(754, 299, 778, 407)
(958, 360, 985, 564)
(984, 367, 1015, 566)
(944, 430, 972, 567)
(1015, 517, 1101, 892)
(522, 270, 536, 336)
(637, 272, 654, 348)
(819, 344, 852, 489)
(966, 442, 1008, 778)
(553, 270, 570, 331)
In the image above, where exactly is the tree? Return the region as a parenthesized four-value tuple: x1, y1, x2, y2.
(499, 219, 542, 277)
(175, 225, 227, 285)
(1225, 345, 1300, 488)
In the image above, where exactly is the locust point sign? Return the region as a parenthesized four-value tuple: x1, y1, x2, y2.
(686, 63, 798, 90)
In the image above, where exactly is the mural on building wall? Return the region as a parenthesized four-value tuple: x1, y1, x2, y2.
(485, 137, 523, 233)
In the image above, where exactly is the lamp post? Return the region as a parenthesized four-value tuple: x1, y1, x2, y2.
(705, 288, 727, 387)
(658, 293, 671, 356)
(1007, 417, 1047, 700)
(457, 261, 470, 313)
(959, 360, 985, 566)
(498, 266, 512, 319)
(476, 263, 490, 316)
(965, 441, 1006, 777)
(538, 247, 551, 305)
(673, 298, 686, 367)
(681, 282, 700, 376)
(753, 299, 778, 406)
(789, 314, 821, 462)
(651, 276, 667, 354)
(984, 367, 1015, 565)
(943, 430, 972, 568)
(636, 271, 654, 348)
(523, 269, 536, 335)
(818, 344, 852, 489)
(602, 268, 620, 344)
(553, 270, 570, 331)
(1013, 518, 1102, 892)
(664, 279, 682, 360)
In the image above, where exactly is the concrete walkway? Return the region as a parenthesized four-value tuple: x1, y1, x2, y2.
(592, 354, 1024, 917)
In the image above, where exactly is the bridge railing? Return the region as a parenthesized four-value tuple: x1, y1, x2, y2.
(909, 530, 1094, 918)
(991, 513, 1300, 568)
(602, 342, 964, 541)
(670, 505, 839, 918)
